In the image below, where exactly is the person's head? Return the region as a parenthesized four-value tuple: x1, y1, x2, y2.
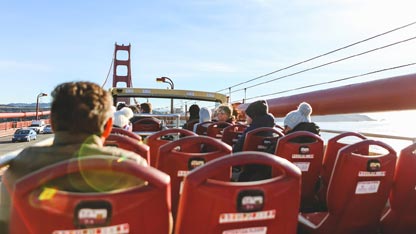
(245, 100, 269, 124)
(215, 104, 232, 122)
(188, 104, 200, 119)
(51, 81, 113, 136)
(113, 107, 134, 129)
(283, 102, 312, 133)
(116, 102, 127, 111)
(199, 107, 212, 123)
(140, 102, 152, 114)
(128, 105, 140, 114)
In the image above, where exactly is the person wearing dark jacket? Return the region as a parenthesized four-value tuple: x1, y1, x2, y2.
(283, 102, 320, 142)
(232, 100, 275, 182)
(182, 104, 200, 130)
(232, 100, 275, 153)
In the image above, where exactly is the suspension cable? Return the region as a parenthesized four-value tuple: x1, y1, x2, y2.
(245, 62, 416, 101)
(216, 20, 416, 93)
(231, 35, 416, 94)
(102, 52, 115, 88)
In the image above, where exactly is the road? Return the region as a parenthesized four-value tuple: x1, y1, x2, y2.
(0, 133, 54, 156)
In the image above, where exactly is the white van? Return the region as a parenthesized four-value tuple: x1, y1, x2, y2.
(29, 120, 46, 133)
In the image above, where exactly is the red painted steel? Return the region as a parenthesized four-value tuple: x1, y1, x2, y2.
(0, 111, 50, 119)
(113, 43, 133, 105)
(239, 73, 416, 117)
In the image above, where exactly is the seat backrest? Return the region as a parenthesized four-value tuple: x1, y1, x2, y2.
(325, 140, 396, 233)
(157, 135, 232, 218)
(146, 128, 197, 167)
(4, 156, 171, 234)
(105, 134, 150, 163)
(317, 132, 368, 209)
(381, 143, 416, 234)
(206, 121, 232, 139)
(274, 131, 324, 210)
(322, 132, 367, 187)
(195, 121, 213, 135)
(221, 124, 247, 147)
(111, 127, 143, 142)
(175, 151, 301, 234)
(242, 127, 283, 152)
(275, 124, 284, 131)
(132, 117, 162, 132)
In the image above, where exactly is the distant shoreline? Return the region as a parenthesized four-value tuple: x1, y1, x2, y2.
(276, 114, 375, 123)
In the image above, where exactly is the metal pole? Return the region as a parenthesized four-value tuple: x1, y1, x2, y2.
(36, 93, 47, 120)
(35, 97, 40, 120)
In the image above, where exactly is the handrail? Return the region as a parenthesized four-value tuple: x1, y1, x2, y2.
(321, 129, 416, 143)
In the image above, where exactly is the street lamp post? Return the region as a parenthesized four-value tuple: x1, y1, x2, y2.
(156, 77, 175, 114)
(36, 92, 48, 120)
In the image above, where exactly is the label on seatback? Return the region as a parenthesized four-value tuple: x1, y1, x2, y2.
(53, 223, 129, 234)
(355, 181, 380, 194)
(219, 210, 275, 223)
(223, 226, 267, 234)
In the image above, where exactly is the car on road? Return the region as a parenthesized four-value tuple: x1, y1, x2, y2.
(29, 120, 46, 133)
(12, 129, 37, 142)
(43, 124, 53, 134)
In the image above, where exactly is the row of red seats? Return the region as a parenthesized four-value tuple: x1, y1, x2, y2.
(5, 134, 415, 233)
(107, 126, 409, 231)
(7, 127, 409, 233)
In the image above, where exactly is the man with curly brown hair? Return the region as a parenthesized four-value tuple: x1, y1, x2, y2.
(0, 81, 148, 232)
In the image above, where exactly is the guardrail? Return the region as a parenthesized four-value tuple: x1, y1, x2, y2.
(320, 129, 416, 143)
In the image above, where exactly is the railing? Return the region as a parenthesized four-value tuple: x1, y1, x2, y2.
(321, 129, 416, 143)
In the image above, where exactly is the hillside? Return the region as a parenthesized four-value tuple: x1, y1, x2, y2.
(0, 103, 51, 113)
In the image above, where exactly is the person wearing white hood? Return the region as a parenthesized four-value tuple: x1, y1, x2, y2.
(113, 107, 134, 131)
(193, 107, 212, 132)
(283, 102, 320, 137)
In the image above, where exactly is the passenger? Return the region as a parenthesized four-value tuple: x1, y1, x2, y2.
(113, 107, 134, 131)
(283, 102, 320, 142)
(127, 104, 140, 114)
(193, 107, 212, 132)
(232, 100, 275, 153)
(140, 102, 152, 114)
(0, 81, 148, 232)
(214, 104, 234, 123)
(182, 104, 200, 130)
(116, 102, 127, 110)
(130, 102, 162, 130)
(232, 100, 276, 182)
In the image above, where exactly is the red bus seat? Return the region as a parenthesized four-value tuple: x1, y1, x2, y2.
(104, 134, 150, 163)
(275, 124, 284, 131)
(146, 128, 197, 167)
(156, 135, 232, 218)
(111, 127, 142, 142)
(318, 132, 367, 208)
(380, 143, 416, 234)
(4, 156, 172, 234)
(242, 127, 283, 152)
(274, 131, 324, 211)
(298, 140, 397, 234)
(221, 124, 247, 147)
(206, 121, 233, 139)
(175, 151, 301, 234)
(195, 121, 213, 135)
(132, 117, 162, 132)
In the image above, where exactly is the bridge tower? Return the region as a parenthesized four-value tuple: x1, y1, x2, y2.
(113, 43, 133, 105)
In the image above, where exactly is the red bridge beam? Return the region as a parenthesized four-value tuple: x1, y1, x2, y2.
(239, 73, 416, 117)
(0, 111, 51, 119)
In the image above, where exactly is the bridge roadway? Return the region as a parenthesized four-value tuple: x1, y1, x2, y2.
(0, 134, 54, 157)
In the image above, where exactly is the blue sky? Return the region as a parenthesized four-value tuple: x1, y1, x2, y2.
(1, 0, 415, 106)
